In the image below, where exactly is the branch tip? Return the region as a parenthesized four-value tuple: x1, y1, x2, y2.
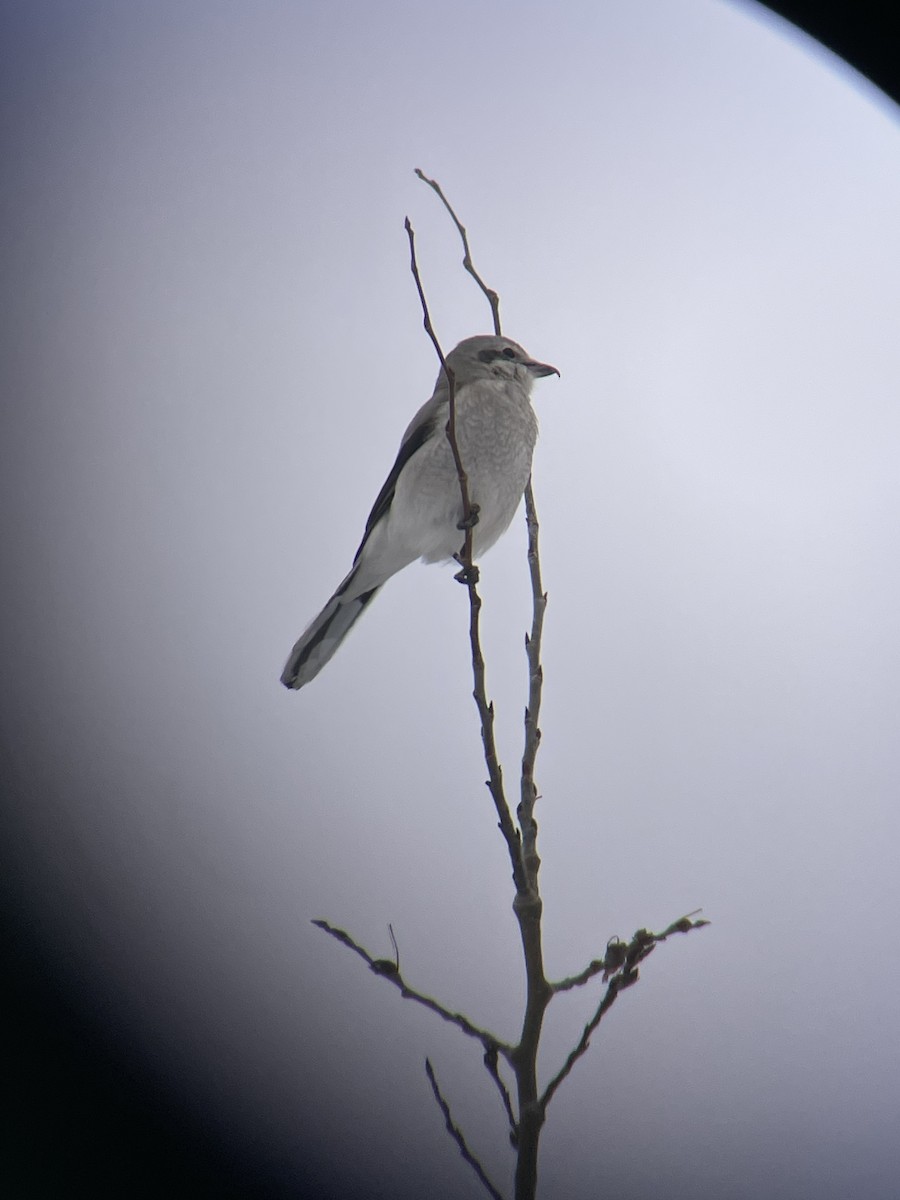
(414, 167, 502, 335)
(542, 913, 710, 1108)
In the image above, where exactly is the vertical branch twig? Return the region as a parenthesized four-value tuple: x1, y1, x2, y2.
(403, 217, 473, 563)
(519, 480, 546, 895)
(414, 169, 502, 335)
(508, 478, 552, 1200)
(412, 174, 555, 1200)
(404, 216, 526, 896)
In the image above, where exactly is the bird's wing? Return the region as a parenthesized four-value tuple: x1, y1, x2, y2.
(353, 391, 447, 563)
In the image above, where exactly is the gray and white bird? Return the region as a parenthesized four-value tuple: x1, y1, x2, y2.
(280, 334, 558, 690)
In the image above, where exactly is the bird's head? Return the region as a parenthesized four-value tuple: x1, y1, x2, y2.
(442, 335, 559, 390)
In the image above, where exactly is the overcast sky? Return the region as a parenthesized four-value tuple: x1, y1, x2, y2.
(3, 2, 900, 1197)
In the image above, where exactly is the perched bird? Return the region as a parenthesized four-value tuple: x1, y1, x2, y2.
(280, 334, 558, 690)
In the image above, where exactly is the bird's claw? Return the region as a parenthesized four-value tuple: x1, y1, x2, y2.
(453, 557, 480, 586)
(457, 503, 481, 531)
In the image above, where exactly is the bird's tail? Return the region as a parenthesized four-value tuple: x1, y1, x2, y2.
(280, 578, 381, 690)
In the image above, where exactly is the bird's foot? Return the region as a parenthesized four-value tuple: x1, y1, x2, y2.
(453, 555, 480, 586)
(456, 503, 481, 531)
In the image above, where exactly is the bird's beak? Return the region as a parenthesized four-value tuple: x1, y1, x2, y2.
(525, 358, 560, 378)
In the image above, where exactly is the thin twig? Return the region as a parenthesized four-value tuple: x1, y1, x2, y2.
(403, 216, 526, 896)
(482, 1043, 518, 1140)
(550, 958, 607, 995)
(508, 485, 553, 1192)
(540, 915, 710, 1110)
(550, 913, 710, 994)
(550, 934, 631, 994)
(414, 169, 502, 335)
(518, 481, 546, 895)
(425, 1059, 507, 1200)
(403, 217, 473, 557)
(312, 920, 513, 1058)
(466, 591, 527, 895)
(541, 974, 628, 1113)
(403, 216, 451, 372)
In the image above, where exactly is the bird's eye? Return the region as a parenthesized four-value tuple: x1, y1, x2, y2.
(502, 347, 517, 359)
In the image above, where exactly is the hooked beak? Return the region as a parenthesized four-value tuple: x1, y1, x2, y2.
(525, 358, 560, 379)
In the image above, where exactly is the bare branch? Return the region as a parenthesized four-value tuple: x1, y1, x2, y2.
(551, 912, 711, 995)
(549, 957, 607, 995)
(541, 915, 710, 1110)
(312, 919, 513, 1057)
(310, 180, 710, 1200)
(482, 1042, 518, 1141)
(403, 216, 451, 373)
(425, 1059, 507, 1200)
(411, 181, 554, 1200)
(403, 215, 475, 568)
(541, 972, 628, 1113)
(550, 934, 631, 994)
(464, 590, 528, 896)
(518, 481, 546, 896)
(414, 169, 502, 335)
(403, 217, 526, 896)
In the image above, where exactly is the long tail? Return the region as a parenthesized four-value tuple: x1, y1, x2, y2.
(280, 581, 381, 690)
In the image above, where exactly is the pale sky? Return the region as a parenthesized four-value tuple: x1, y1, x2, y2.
(3, 2, 900, 1197)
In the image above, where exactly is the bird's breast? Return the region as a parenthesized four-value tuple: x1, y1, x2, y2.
(391, 379, 538, 563)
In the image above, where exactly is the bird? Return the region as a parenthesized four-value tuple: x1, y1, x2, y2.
(280, 334, 558, 690)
